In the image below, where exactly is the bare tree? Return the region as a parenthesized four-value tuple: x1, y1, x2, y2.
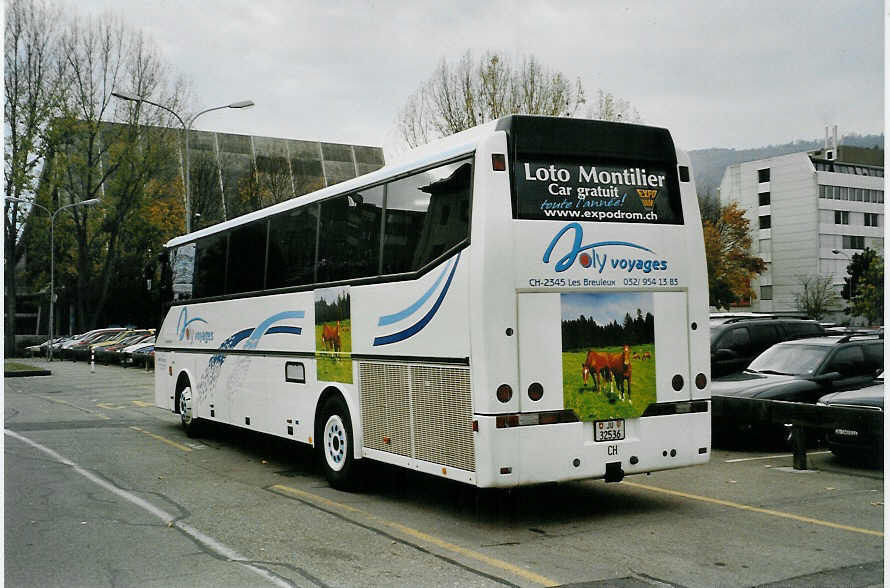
(794, 274, 838, 320)
(587, 89, 641, 123)
(398, 51, 618, 149)
(4, 0, 66, 353)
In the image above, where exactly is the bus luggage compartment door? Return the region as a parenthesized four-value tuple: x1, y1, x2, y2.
(517, 293, 563, 413)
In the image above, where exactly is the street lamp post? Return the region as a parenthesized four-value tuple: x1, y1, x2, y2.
(5, 197, 100, 361)
(111, 93, 255, 233)
(831, 248, 857, 323)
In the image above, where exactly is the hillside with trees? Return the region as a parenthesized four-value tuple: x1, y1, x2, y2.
(690, 133, 884, 197)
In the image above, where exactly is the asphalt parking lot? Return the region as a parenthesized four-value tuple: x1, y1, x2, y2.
(5, 359, 884, 587)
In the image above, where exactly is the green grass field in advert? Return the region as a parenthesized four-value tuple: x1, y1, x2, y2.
(562, 343, 655, 421)
(315, 320, 353, 384)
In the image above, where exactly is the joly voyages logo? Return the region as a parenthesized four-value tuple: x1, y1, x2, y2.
(177, 307, 214, 343)
(543, 222, 668, 274)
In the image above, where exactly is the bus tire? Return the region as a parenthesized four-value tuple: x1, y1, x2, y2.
(179, 385, 202, 438)
(318, 395, 357, 490)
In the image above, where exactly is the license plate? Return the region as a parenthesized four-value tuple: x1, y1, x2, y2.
(594, 419, 625, 442)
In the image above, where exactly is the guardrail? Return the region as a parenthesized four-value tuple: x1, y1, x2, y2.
(712, 396, 883, 469)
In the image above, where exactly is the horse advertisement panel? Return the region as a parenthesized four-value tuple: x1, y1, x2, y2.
(561, 292, 656, 421)
(315, 286, 352, 383)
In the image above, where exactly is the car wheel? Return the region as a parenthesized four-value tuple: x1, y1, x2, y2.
(317, 396, 357, 491)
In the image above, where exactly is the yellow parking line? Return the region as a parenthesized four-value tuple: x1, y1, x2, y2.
(623, 481, 883, 537)
(271, 484, 559, 587)
(129, 426, 192, 452)
(38, 396, 111, 420)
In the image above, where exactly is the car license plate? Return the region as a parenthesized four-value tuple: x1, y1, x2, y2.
(594, 419, 625, 442)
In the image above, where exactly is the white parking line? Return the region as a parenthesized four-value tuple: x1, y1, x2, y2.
(5, 429, 293, 588)
(724, 451, 831, 463)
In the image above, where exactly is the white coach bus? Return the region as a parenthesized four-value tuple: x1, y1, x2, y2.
(155, 115, 711, 490)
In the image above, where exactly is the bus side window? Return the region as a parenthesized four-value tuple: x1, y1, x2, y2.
(227, 220, 267, 294)
(382, 160, 471, 274)
(170, 243, 195, 301)
(194, 233, 227, 298)
(317, 186, 384, 283)
(267, 205, 319, 289)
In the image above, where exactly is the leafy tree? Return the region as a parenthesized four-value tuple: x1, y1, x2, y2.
(702, 202, 767, 309)
(397, 51, 639, 148)
(794, 274, 838, 320)
(841, 247, 878, 302)
(4, 0, 66, 353)
(849, 252, 883, 325)
(51, 12, 183, 331)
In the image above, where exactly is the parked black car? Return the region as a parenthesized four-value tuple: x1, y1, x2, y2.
(710, 317, 826, 377)
(712, 334, 884, 441)
(818, 372, 884, 464)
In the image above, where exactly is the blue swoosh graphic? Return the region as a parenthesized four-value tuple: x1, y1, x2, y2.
(244, 311, 306, 350)
(373, 252, 460, 346)
(265, 326, 302, 335)
(378, 259, 451, 326)
(209, 328, 255, 368)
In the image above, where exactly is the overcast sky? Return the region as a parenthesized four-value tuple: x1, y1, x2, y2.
(69, 0, 884, 155)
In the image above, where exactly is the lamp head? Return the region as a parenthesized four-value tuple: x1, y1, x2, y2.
(228, 100, 255, 109)
(111, 91, 140, 102)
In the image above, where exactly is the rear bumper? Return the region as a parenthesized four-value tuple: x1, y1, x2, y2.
(474, 410, 710, 487)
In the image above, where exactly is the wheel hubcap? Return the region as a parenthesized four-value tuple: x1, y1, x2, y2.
(324, 415, 347, 472)
(180, 387, 192, 425)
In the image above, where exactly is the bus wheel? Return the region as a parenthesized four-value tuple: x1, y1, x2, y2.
(179, 385, 202, 438)
(318, 396, 357, 490)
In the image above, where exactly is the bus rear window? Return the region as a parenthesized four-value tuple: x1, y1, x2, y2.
(514, 159, 683, 224)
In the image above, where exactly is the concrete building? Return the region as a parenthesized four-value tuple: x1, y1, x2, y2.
(718, 129, 883, 321)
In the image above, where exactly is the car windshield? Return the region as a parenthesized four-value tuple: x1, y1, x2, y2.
(747, 344, 829, 376)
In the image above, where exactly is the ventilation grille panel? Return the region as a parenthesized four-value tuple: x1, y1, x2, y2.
(358, 362, 474, 472)
(359, 363, 412, 458)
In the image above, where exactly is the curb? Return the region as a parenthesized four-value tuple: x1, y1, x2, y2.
(4, 370, 52, 378)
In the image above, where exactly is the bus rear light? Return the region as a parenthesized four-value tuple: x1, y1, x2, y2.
(495, 410, 578, 428)
(641, 401, 709, 417)
(496, 414, 520, 428)
(492, 153, 506, 171)
(672, 374, 684, 391)
(527, 382, 544, 401)
(695, 373, 708, 389)
(472, 420, 478, 432)
(496, 384, 513, 403)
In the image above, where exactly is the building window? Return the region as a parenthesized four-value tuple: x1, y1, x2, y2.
(758, 215, 771, 229)
(757, 168, 770, 183)
(758, 192, 770, 206)
(760, 285, 773, 300)
(842, 235, 865, 250)
(834, 210, 849, 225)
(864, 213, 880, 227)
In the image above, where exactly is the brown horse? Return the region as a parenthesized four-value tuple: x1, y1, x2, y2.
(581, 350, 612, 391)
(321, 320, 341, 353)
(607, 345, 633, 401)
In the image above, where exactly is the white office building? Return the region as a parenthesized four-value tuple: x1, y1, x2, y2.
(718, 130, 883, 322)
